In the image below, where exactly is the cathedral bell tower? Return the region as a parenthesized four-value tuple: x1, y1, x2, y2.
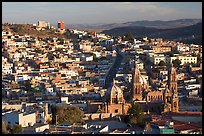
(168, 64, 179, 112)
(133, 64, 142, 101)
(168, 64, 178, 94)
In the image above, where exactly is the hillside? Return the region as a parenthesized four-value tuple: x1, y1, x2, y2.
(2, 24, 67, 39)
(102, 23, 202, 45)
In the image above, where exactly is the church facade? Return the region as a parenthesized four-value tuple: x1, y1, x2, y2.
(132, 64, 179, 113)
(87, 64, 179, 115)
(103, 79, 131, 114)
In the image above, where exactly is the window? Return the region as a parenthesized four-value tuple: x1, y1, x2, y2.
(115, 109, 118, 113)
(174, 102, 177, 107)
(112, 98, 117, 103)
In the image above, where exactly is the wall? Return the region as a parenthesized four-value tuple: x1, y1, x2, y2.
(2, 104, 22, 110)
(19, 112, 36, 127)
(83, 113, 118, 120)
(35, 124, 50, 132)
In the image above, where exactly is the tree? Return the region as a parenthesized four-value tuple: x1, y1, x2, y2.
(197, 55, 201, 64)
(172, 59, 181, 68)
(123, 32, 134, 43)
(51, 105, 84, 124)
(12, 124, 23, 133)
(127, 102, 144, 126)
(2, 121, 9, 134)
(158, 60, 166, 66)
(194, 53, 202, 64)
(6, 123, 12, 133)
(144, 122, 152, 131)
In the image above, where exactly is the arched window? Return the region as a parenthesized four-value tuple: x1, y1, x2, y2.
(174, 102, 177, 107)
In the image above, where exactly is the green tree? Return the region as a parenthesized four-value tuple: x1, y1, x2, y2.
(6, 123, 12, 133)
(158, 60, 166, 66)
(12, 124, 23, 133)
(194, 53, 202, 64)
(2, 121, 9, 134)
(51, 105, 84, 124)
(197, 56, 201, 64)
(172, 59, 181, 68)
(123, 32, 134, 43)
(127, 102, 144, 126)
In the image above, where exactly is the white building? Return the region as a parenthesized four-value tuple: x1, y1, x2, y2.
(168, 56, 197, 65)
(177, 44, 190, 52)
(61, 96, 69, 104)
(2, 111, 36, 127)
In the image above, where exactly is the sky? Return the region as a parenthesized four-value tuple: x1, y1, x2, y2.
(2, 2, 202, 25)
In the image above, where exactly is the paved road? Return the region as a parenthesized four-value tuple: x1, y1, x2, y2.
(105, 46, 123, 88)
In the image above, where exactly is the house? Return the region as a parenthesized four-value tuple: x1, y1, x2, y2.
(150, 119, 202, 134)
(2, 111, 36, 127)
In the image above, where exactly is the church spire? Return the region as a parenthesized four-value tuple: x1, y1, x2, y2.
(133, 63, 143, 101)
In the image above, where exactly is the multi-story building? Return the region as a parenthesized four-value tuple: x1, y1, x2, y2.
(151, 45, 172, 53)
(177, 44, 190, 52)
(167, 56, 197, 65)
(151, 54, 197, 65)
(38, 21, 47, 28)
(58, 21, 65, 30)
(2, 111, 36, 127)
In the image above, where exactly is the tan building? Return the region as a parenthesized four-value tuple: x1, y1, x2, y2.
(151, 46, 172, 53)
(168, 56, 197, 65)
(38, 21, 47, 28)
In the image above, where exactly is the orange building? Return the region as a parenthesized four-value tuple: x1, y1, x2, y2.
(58, 21, 65, 30)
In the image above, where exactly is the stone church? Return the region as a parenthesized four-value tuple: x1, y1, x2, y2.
(87, 63, 178, 115)
(132, 64, 179, 114)
(103, 79, 131, 114)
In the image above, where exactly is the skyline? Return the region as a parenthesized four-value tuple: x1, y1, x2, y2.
(2, 2, 202, 25)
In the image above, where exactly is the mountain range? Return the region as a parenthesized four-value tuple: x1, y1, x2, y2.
(102, 22, 202, 45)
(68, 19, 202, 44)
(68, 19, 202, 32)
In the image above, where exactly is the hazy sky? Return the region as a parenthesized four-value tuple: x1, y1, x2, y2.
(2, 2, 202, 25)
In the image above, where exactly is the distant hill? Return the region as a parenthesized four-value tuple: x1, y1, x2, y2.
(2, 24, 69, 39)
(102, 22, 202, 45)
(68, 19, 202, 32)
(121, 19, 202, 29)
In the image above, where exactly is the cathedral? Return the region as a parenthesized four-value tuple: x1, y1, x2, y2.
(132, 64, 179, 113)
(87, 64, 178, 115)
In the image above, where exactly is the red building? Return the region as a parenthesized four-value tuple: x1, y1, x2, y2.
(58, 21, 65, 30)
